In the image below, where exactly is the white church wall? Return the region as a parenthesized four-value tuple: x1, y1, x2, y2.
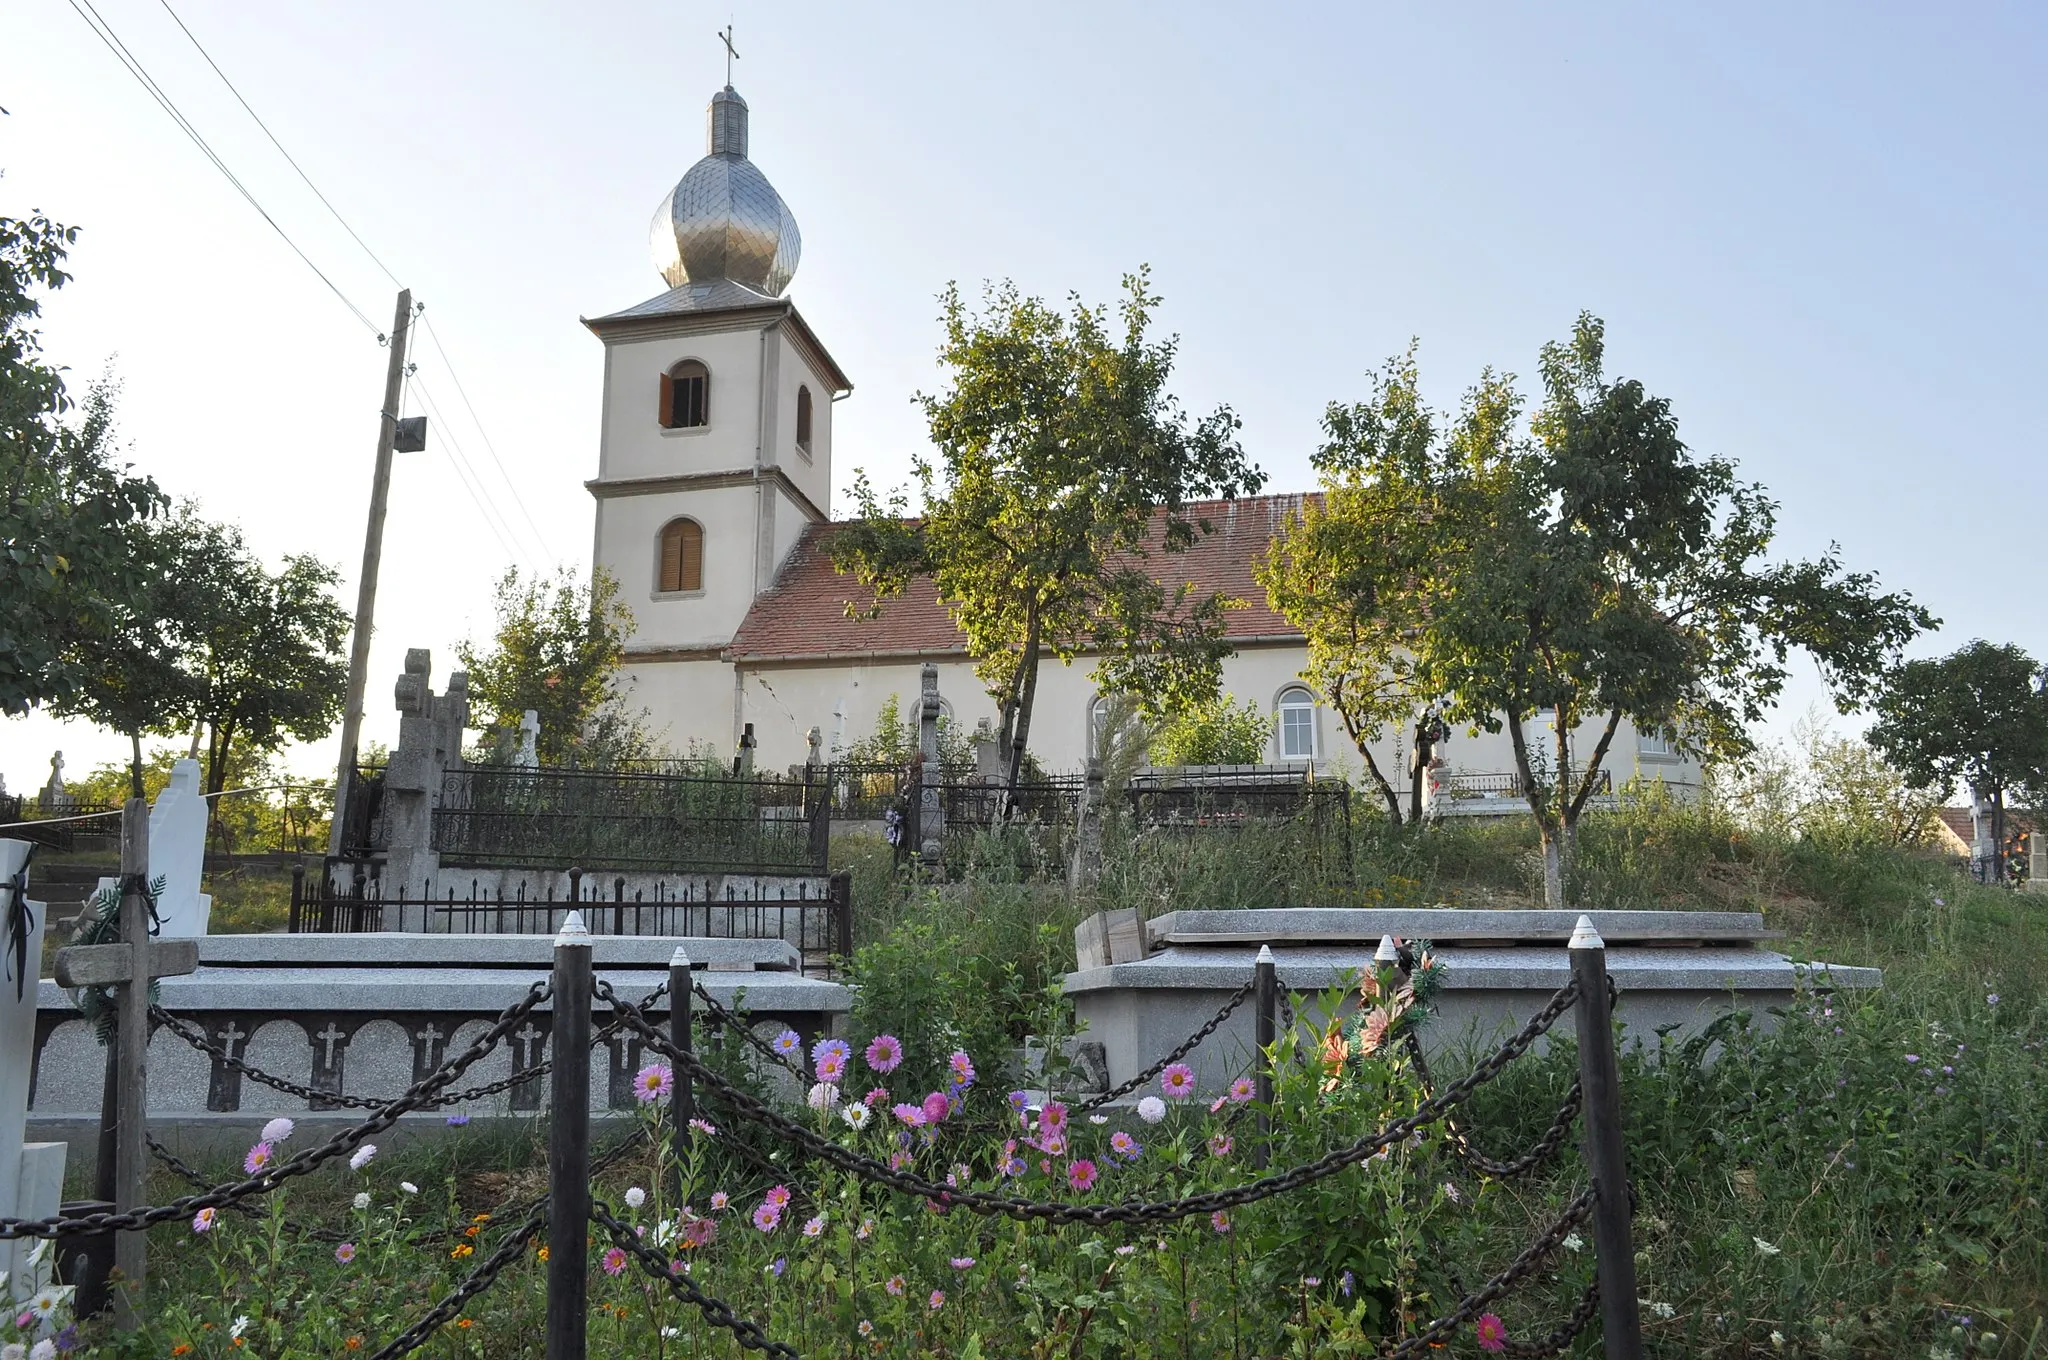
(599, 325, 768, 484)
(601, 483, 763, 647)
(768, 329, 834, 516)
(620, 657, 739, 757)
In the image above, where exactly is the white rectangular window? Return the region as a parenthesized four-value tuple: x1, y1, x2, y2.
(1279, 705, 1315, 760)
(1638, 728, 1675, 757)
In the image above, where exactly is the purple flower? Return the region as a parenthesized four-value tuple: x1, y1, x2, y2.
(634, 1063, 674, 1102)
(1988, 994, 2001, 1007)
(921, 1091, 950, 1125)
(334, 1241, 356, 1264)
(243, 1141, 275, 1175)
(752, 1202, 782, 1233)
(772, 1030, 802, 1058)
(1905, 1054, 1920, 1064)
(770, 1255, 787, 1278)
(1110, 1130, 1141, 1161)
(445, 1113, 470, 1127)
(948, 1051, 976, 1087)
(1161, 1064, 1196, 1099)
(1008, 1090, 1029, 1114)
(812, 1037, 851, 1069)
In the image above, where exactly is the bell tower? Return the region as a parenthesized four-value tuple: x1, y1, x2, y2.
(583, 81, 851, 693)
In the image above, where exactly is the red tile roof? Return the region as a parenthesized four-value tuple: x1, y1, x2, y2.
(728, 493, 1317, 662)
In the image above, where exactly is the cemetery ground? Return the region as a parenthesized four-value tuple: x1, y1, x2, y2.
(23, 794, 2047, 1358)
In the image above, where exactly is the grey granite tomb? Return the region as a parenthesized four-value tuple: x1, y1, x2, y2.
(1065, 907, 1880, 1098)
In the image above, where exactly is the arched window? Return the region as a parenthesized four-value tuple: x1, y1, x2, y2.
(660, 360, 709, 430)
(795, 385, 814, 455)
(1089, 695, 1112, 758)
(1276, 686, 1317, 761)
(657, 518, 704, 593)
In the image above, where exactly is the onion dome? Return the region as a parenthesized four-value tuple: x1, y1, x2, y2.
(649, 86, 801, 296)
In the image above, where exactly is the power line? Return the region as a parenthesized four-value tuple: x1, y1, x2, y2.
(62, 0, 382, 337)
(152, 0, 404, 290)
(417, 313, 557, 567)
(407, 374, 532, 568)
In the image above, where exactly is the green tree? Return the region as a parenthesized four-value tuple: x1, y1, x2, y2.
(1269, 317, 1931, 905)
(1149, 694, 1272, 767)
(457, 566, 652, 767)
(1866, 640, 2048, 881)
(828, 270, 1265, 792)
(1, 208, 166, 714)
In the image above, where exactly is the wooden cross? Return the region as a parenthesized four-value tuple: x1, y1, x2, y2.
(49, 800, 199, 1330)
(718, 23, 739, 85)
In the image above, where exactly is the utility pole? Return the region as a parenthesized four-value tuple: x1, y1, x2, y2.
(330, 288, 413, 856)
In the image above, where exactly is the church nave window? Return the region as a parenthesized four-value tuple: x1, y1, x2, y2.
(661, 360, 710, 430)
(658, 518, 705, 593)
(795, 384, 814, 456)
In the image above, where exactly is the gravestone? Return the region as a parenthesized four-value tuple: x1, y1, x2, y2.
(40, 752, 73, 813)
(917, 664, 944, 859)
(1, 839, 67, 1309)
(514, 710, 540, 769)
(90, 759, 212, 938)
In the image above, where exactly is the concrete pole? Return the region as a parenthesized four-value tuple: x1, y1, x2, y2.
(330, 289, 415, 856)
(669, 947, 693, 1206)
(113, 799, 149, 1330)
(1253, 944, 1276, 1165)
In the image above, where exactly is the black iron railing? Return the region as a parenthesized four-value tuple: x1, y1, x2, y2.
(1439, 768, 1614, 801)
(431, 767, 829, 874)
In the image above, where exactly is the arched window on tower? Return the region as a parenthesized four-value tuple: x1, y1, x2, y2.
(795, 385, 814, 457)
(657, 518, 704, 594)
(661, 360, 710, 430)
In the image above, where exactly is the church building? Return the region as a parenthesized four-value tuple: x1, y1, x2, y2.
(584, 84, 1701, 813)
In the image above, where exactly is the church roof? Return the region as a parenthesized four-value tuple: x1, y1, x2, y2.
(727, 493, 1316, 663)
(588, 278, 786, 322)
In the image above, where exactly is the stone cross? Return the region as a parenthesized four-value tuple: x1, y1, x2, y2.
(514, 710, 540, 769)
(205, 1020, 250, 1111)
(1, 840, 67, 1312)
(41, 751, 72, 812)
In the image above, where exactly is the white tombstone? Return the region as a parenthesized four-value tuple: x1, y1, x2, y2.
(1, 839, 68, 1306)
(514, 710, 540, 769)
(148, 760, 211, 938)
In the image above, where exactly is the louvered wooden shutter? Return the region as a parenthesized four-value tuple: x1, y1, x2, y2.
(660, 523, 684, 592)
(679, 521, 703, 591)
(658, 371, 676, 428)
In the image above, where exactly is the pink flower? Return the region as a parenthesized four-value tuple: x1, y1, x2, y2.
(864, 1086, 890, 1107)
(765, 1184, 792, 1209)
(1208, 1133, 1232, 1159)
(921, 1091, 950, 1125)
(1039, 1101, 1068, 1133)
(752, 1202, 782, 1233)
(602, 1246, 628, 1276)
(892, 1103, 927, 1128)
(885, 1274, 905, 1296)
(816, 1051, 847, 1084)
(1161, 1064, 1196, 1099)
(802, 1215, 825, 1238)
(683, 1217, 717, 1248)
(1229, 1075, 1256, 1103)
(191, 1207, 217, 1233)
(1068, 1159, 1099, 1192)
(864, 1034, 904, 1073)
(1210, 1210, 1231, 1234)
(633, 1063, 674, 1102)
(243, 1141, 275, 1175)
(1475, 1312, 1508, 1352)
(1110, 1130, 1141, 1161)
(709, 1191, 729, 1212)
(334, 1241, 356, 1264)
(928, 1290, 945, 1312)
(688, 1117, 718, 1137)
(950, 1256, 975, 1269)
(948, 1050, 976, 1085)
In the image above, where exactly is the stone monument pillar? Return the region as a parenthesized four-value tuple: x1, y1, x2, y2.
(514, 710, 540, 769)
(380, 650, 464, 924)
(2028, 826, 2047, 895)
(972, 717, 1002, 784)
(918, 664, 944, 860)
(0, 840, 66, 1309)
(1070, 756, 1105, 892)
(40, 752, 73, 814)
(145, 759, 212, 938)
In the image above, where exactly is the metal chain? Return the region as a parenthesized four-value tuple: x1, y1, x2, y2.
(1403, 1032, 1583, 1179)
(596, 976, 1580, 1227)
(366, 1202, 548, 1360)
(592, 1199, 800, 1358)
(0, 981, 550, 1239)
(1501, 1279, 1602, 1359)
(1074, 979, 1256, 1112)
(1380, 1185, 1599, 1359)
(691, 981, 811, 1081)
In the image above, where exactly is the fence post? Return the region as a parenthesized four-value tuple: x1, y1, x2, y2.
(668, 947, 694, 1206)
(112, 798, 149, 1331)
(1253, 945, 1276, 1165)
(288, 862, 305, 933)
(567, 866, 584, 933)
(546, 911, 592, 1360)
(1569, 914, 1643, 1360)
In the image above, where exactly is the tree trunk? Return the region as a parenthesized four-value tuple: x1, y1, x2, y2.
(1405, 711, 1440, 826)
(1992, 785, 2008, 883)
(127, 731, 145, 800)
(1004, 605, 1044, 806)
(1506, 711, 1565, 909)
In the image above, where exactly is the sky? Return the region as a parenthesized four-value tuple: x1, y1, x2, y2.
(2, 1, 2043, 794)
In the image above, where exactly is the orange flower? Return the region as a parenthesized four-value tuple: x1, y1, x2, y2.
(1319, 1022, 1349, 1091)
(456, 1318, 475, 1330)
(465, 1225, 480, 1238)
(472, 1213, 492, 1224)
(536, 1245, 550, 1261)
(344, 1339, 363, 1351)
(451, 1243, 474, 1259)
(173, 1346, 193, 1357)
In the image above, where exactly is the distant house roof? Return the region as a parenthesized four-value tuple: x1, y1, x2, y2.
(1931, 805, 2037, 856)
(727, 493, 1316, 664)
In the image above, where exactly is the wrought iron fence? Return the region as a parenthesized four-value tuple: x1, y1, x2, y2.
(432, 767, 829, 874)
(0, 794, 121, 852)
(1440, 768, 1614, 801)
(334, 765, 388, 857)
(290, 863, 852, 964)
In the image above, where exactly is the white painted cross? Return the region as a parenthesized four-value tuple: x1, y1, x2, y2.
(88, 759, 212, 940)
(0, 839, 67, 1313)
